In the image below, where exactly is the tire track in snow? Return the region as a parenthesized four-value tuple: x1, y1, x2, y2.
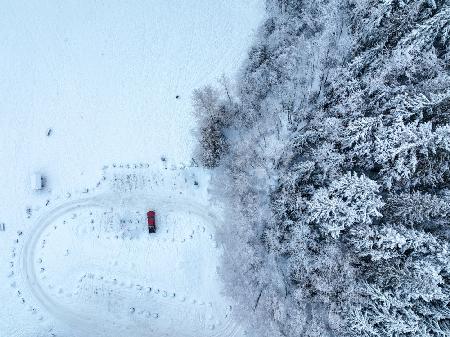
(19, 193, 242, 337)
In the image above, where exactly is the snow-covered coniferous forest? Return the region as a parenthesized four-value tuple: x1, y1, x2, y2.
(194, 0, 450, 336)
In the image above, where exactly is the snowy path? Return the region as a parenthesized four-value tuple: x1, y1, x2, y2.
(19, 193, 242, 337)
(21, 197, 105, 333)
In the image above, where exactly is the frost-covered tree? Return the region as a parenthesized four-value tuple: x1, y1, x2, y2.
(192, 85, 235, 167)
(307, 172, 383, 238)
(345, 224, 450, 337)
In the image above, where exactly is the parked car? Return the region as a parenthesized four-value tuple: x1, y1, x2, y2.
(147, 210, 156, 233)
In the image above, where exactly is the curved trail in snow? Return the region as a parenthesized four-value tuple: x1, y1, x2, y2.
(20, 193, 242, 337)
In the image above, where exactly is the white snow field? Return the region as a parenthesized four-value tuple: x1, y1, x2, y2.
(16, 168, 238, 337)
(0, 1, 264, 336)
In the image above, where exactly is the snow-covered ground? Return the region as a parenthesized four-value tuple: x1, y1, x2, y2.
(14, 167, 239, 337)
(0, 2, 264, 336)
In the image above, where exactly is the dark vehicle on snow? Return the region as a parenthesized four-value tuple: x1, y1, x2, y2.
(147, 210, 156, 233)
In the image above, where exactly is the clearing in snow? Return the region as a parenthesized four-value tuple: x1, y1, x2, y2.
(0, 1, 264, 336)
(13, 168, 244, 337)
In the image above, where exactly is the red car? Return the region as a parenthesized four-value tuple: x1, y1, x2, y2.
(147, 210, 156, 233)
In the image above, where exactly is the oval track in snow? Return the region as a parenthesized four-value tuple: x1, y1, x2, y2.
(19, 194, 242, 337)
